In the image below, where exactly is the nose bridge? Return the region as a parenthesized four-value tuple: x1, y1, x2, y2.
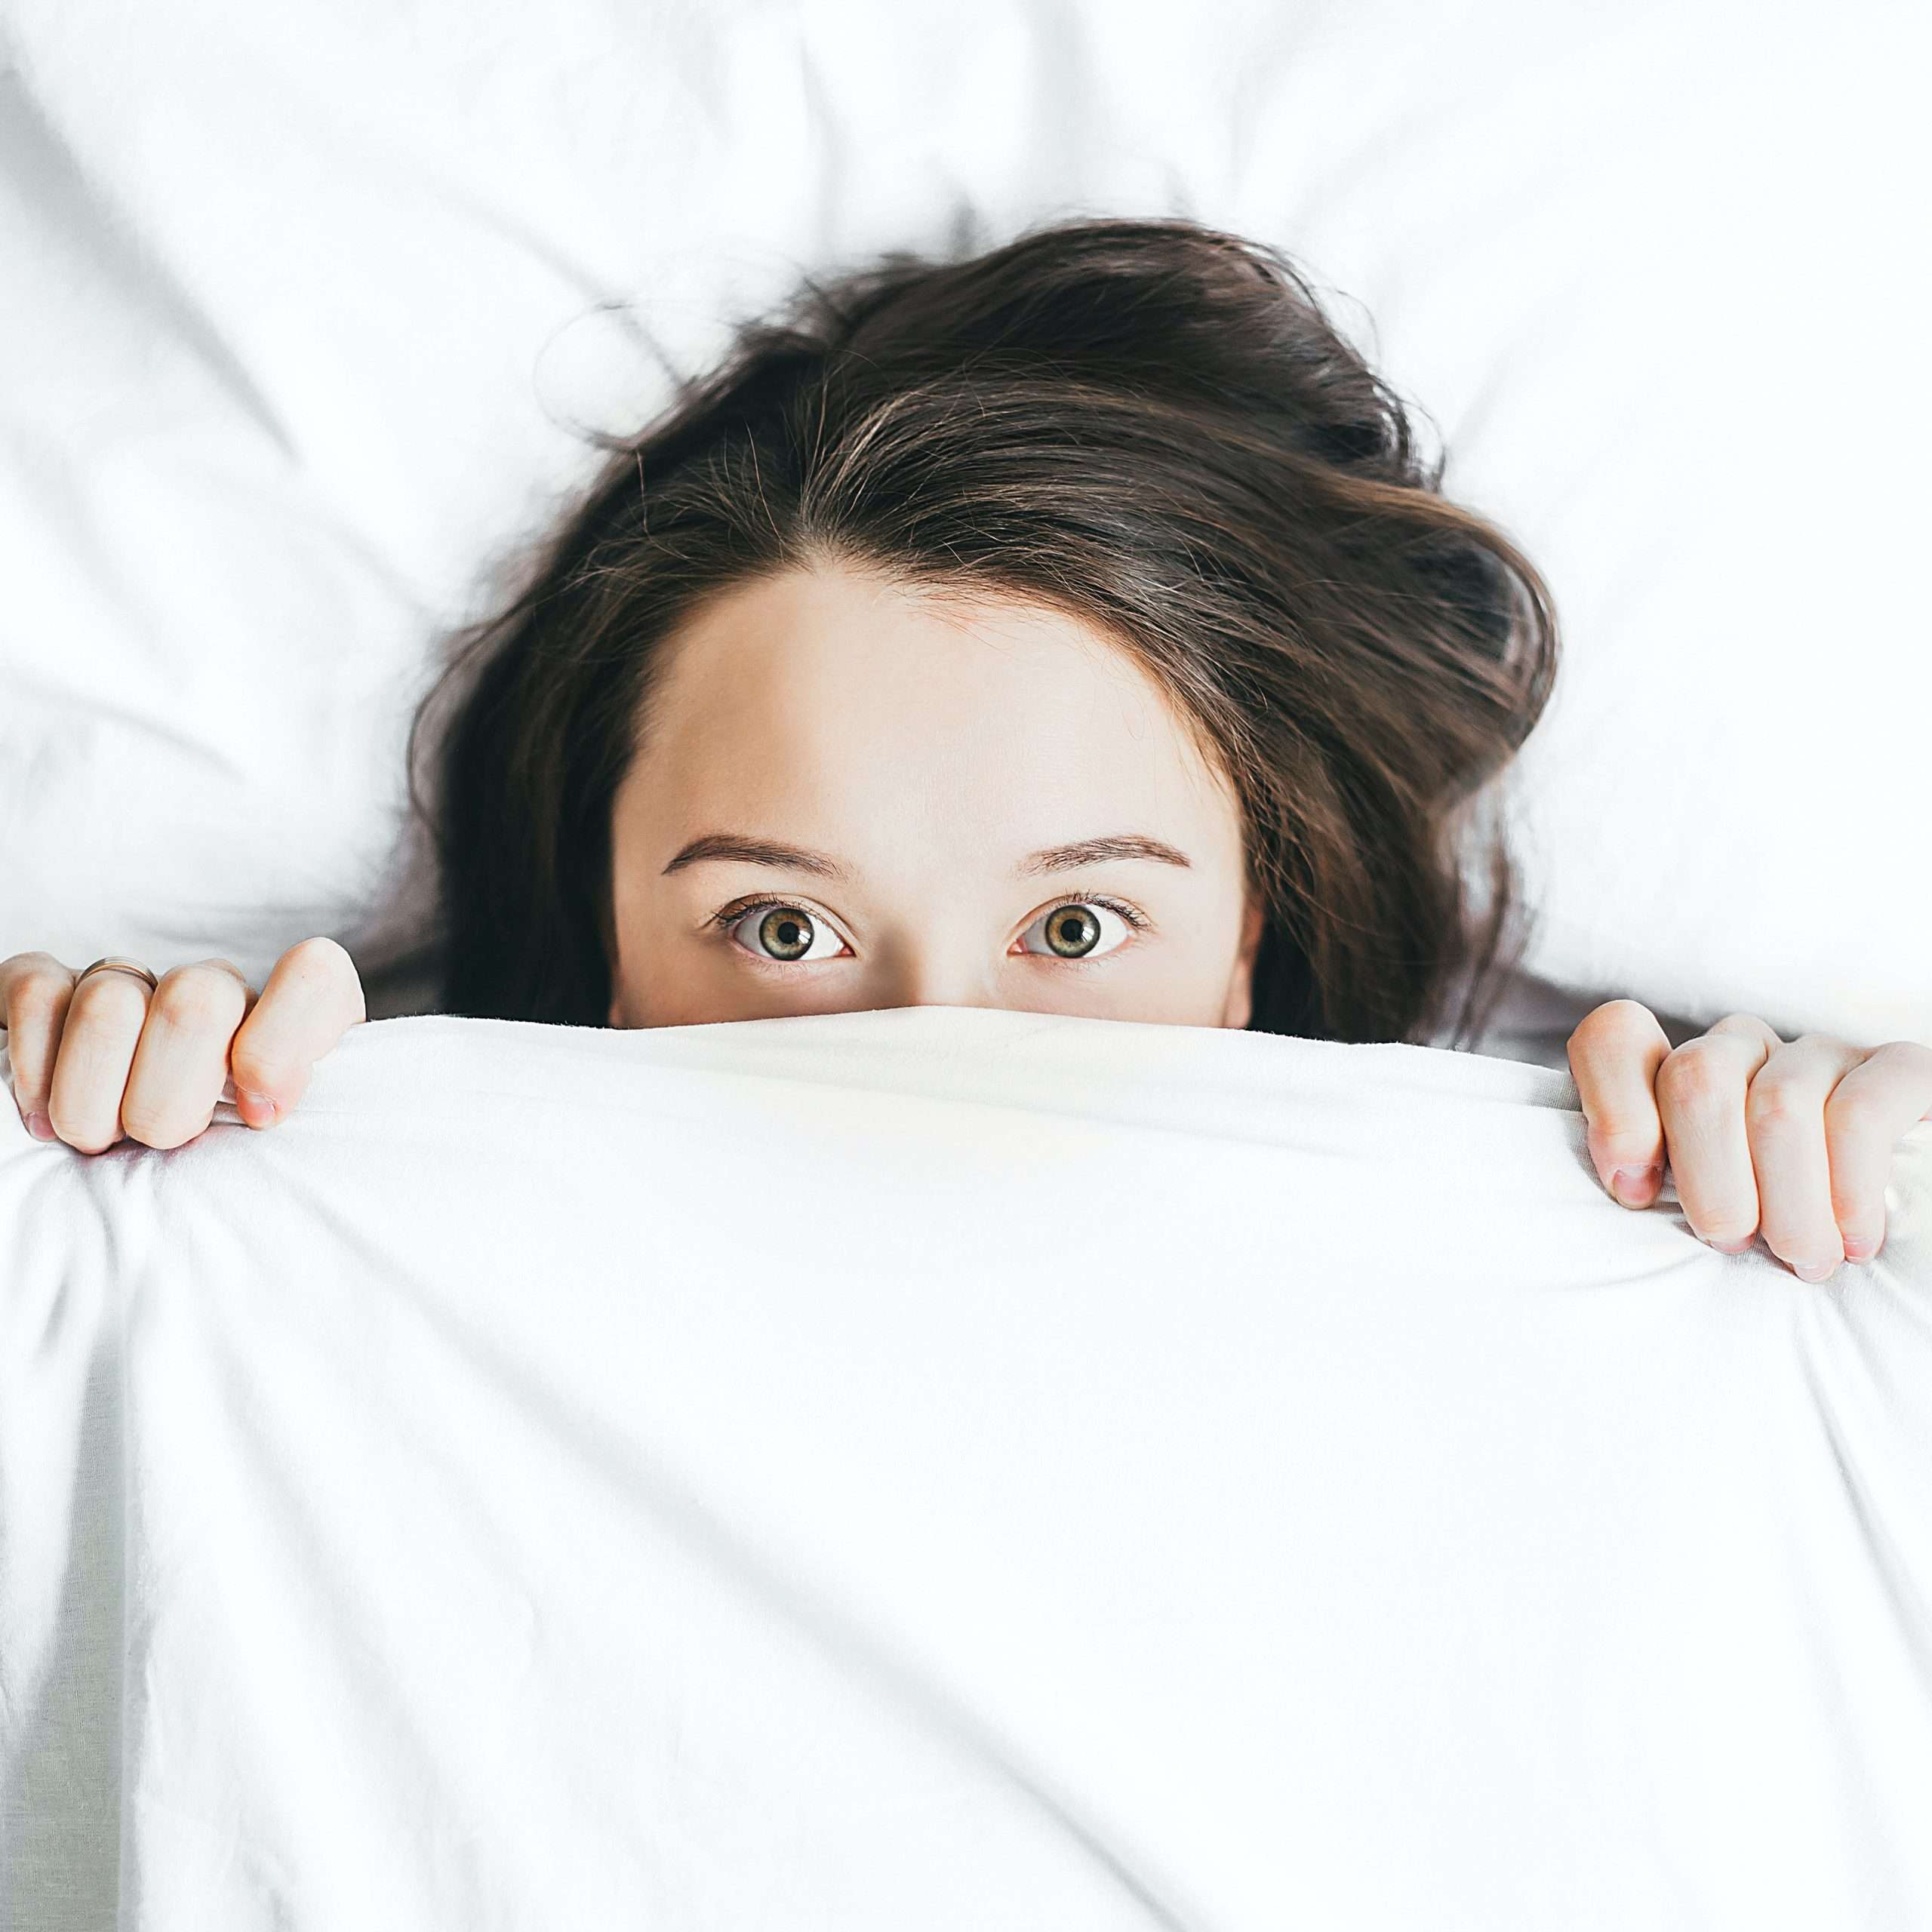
(867, 919, 1005, 1013)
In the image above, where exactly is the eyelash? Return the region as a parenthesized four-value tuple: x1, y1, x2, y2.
(703, 891, 1151, 964)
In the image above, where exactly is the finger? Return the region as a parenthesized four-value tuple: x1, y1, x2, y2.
(1819, 1041, 1932, 1264)
(1741, 1034, 1867, 1281)
(120, 961, 256, 1150)
(226, 937, 368, 1128)
(1, 953, 79, 1137)
(46, 967, 155, 1154)
(1654, 1017, 1782, 1252)
(1567, 999, 1672, 1207)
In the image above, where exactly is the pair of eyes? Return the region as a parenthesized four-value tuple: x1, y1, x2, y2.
(706, 893, 1152, 967)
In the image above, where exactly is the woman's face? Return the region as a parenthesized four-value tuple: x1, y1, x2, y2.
(605, 558, 1265, 1031)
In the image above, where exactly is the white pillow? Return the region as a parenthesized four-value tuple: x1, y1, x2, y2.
(0, 0, 1923, 1045)
(6, 1004, 1930, 1925)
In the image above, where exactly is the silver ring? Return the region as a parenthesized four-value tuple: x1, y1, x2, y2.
(75, 955, 160, 994)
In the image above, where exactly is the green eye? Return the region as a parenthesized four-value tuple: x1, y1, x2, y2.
(1043, 904, 1102, 958)
(717, 901, 848, 964)
(754, 906, 810, 961)
(1017, 898, 1144, 961)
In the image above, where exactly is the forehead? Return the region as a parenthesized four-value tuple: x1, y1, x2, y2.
(637, 561, 1235, 835)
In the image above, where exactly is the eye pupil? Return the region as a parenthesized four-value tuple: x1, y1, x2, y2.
(759, 907, 812, 960)
(1046, 906, 1098, 958)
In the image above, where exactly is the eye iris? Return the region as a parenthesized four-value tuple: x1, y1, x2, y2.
(1045, 905, 1098, 958)
(758, 906, 813, 961)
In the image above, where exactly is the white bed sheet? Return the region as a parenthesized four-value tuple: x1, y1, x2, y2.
(4, 1005, 1930, 1929)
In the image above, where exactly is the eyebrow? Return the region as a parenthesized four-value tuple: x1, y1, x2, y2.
(661, 831, 1193, 882)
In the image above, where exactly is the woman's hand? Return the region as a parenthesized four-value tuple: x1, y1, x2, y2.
(1567, 1000, 1932, 1281)
(2, 937, 366, 1154)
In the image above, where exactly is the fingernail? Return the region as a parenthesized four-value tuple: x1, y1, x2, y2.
(238, 1089, 279, 1121)
(26, 1110, 54, 1142)
(1610, 1164, 1661, 1207)
(1794, 1259, 1839, 1284)
(1703, 1234, 1755, 1254)
(1842, 1235, 1878, 1262)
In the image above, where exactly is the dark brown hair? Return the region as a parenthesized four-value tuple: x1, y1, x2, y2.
(401, 213, 1559, 1047)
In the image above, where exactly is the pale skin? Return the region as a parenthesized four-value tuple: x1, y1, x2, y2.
(4, 557, 1927, 1282)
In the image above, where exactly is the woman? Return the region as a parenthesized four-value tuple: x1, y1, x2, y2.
(5, 215, 1924, 1278)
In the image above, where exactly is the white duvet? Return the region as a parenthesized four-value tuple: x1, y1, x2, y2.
(5, 1006, 1930, 1929)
